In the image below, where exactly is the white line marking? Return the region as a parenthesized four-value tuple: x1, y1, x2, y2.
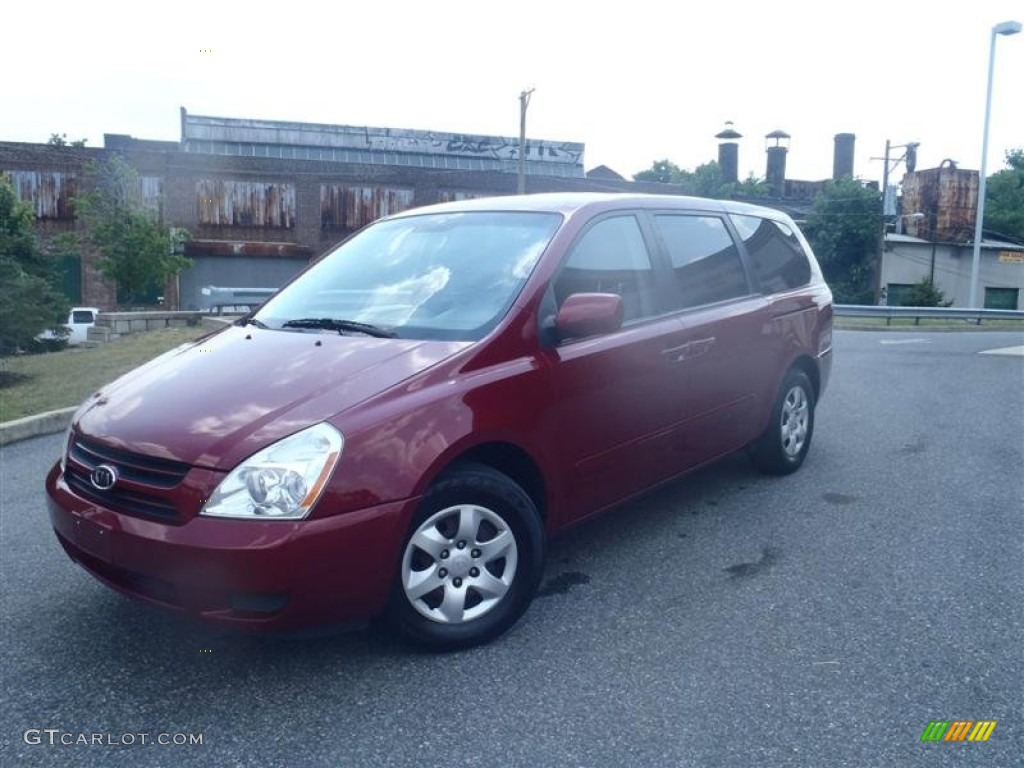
(879, 338, 931, 345)
(979, 346, 1024, 357)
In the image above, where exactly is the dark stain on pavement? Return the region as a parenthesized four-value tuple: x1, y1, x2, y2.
(900, 439, 927, 455)
(725, 547, 780, 579)
(537, 571, 590, 598)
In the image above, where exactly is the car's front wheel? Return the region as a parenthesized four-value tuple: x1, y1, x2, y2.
(387, 463, 544, 650)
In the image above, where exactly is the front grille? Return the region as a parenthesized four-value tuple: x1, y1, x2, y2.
(70, 436, 190, 488)
(66, 436, 191, 522)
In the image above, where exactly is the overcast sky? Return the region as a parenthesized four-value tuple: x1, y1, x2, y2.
(5, 0, 1022, 186)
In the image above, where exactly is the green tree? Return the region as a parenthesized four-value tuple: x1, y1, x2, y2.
(71, 156, 189, 305)
(682, 161, 726, 197)
(0, 177, 71, 356)
(634, 159, 730, 197)
(897, 277, 952, 308)
(983, 149, 1024, 242)
(633, 159, 686, 184)
(802, 177, 881, 303)
(46, 133, 88, 148)
(732, 173, 771, 198)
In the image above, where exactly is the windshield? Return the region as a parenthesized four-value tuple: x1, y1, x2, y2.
(255, 211, 561, 341)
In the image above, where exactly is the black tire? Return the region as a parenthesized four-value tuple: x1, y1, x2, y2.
(387, 463, 544, 651)
(750, 369, 816, 476)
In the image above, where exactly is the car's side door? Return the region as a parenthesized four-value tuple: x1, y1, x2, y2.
(648, 212, 769, 466)
(539, 213, 692, 524)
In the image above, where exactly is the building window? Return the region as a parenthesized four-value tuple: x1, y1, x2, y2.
(984, 287, 1020, 310)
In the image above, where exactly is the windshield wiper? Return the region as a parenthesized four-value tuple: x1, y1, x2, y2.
(236, 315, 269, 329)
(281, 318, 397, 338)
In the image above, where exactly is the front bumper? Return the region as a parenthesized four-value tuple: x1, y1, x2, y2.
(46, 463, 417, 630)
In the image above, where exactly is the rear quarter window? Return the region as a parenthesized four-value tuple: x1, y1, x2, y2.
(71, 311, 95, 324)
(731, 215, 812, 293)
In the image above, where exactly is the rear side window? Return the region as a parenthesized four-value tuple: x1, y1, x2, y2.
(71, 310, 95, 323)
(554, 215, 657, 322)
(731, 215, 812, 293)
(654, 215, 749, 309)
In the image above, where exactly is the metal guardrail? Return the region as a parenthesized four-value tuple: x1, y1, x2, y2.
(198, 286, 277, 314)
(835, 304, 1024, 325)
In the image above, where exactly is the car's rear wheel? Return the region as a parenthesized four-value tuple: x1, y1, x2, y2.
(750, 369, 816, 475)
(388, 463, 544, 650)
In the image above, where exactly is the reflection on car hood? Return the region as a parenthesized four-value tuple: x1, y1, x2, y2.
(73, 326, 469, 469)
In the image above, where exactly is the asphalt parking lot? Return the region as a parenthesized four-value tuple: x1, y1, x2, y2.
(1, 330, 1021, 767)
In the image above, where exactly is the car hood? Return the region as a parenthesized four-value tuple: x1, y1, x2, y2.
(73, 325, 469, 469)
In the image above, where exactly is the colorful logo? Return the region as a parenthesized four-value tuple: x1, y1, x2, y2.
(920, 721, 997, 742)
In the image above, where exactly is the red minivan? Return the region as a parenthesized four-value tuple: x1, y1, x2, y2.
(46, 193, 833, 649)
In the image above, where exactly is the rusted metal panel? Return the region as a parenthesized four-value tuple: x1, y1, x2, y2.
(196, 180, 296, 228)
(902, 167, 979, 242)
(437, 191, 482, 203)
(320, 185, 414, 230)
(138, 176, 163, 216)
(184, 239, 313, 258)
(3, 170, 76, 219)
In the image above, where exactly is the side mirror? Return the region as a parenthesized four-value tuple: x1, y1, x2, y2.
(554, 293, 624, 340)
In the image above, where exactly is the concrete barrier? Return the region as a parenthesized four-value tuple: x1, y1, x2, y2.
(0, 407, 77, 447)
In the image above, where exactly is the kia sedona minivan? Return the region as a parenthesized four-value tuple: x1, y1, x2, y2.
(47, 193, 833, 649)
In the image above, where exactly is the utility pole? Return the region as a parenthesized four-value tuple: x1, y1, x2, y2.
(517, 88, 535, 195)
(871, 139, 919, 302)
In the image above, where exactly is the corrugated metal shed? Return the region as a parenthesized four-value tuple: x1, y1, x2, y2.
(320, 185, 414, 230)
(3, 170, 76, 219)
(902, 167, 979, 242)
(180, 110, 586, 177)
(196, 180, 296, 228)
(184, 111, 583, 167)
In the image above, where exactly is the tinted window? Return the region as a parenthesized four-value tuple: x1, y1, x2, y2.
(731, 214, 812, 293)
(554, 216, 656, 322)
(654, 215, 749, 308)
(71, 310, 95, 323)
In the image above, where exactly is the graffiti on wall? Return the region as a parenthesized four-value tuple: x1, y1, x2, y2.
(184, 113, 584, 169)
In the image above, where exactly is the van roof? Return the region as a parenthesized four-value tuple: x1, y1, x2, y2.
(390, 192, 792, 221)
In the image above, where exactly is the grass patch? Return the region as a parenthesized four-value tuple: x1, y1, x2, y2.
(0, 327, 210, 422)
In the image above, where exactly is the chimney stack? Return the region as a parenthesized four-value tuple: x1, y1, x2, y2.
(765, 130, 790, 196)
(833, 133, 856, 179)
(715, 121, 742, 184)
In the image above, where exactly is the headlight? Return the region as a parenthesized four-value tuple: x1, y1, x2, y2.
(201, 423, 343, 520)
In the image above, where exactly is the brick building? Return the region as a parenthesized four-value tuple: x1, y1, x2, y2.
(1, 109, 817, 310)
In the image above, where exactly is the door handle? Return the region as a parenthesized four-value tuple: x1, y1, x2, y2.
(661, 343, 690, 365)
(661, 337, 715, 364)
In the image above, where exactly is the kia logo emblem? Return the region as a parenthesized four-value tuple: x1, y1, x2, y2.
(90, 464, 118, 491)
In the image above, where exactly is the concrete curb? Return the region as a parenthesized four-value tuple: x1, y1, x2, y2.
(0, 407, 76, 447)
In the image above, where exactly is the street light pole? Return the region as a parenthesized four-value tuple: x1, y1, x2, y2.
(968, 20, 1021, 308)
(517, 88, 535, 195)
